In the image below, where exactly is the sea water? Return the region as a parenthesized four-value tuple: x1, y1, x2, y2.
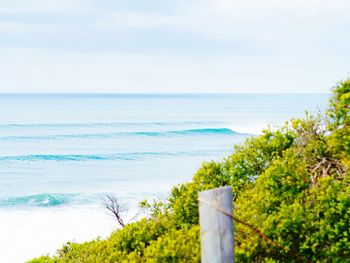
(0, 94, 328, 262)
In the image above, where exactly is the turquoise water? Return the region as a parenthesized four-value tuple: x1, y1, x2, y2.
(0, 94, 328, 208)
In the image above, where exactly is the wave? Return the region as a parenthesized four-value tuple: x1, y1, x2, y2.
(0, 193, 79, 207)
(172, 128, 236, 135)
(0, 150, 225, 162)
(0, 154, 110, 161)
(0, 121, 223, 129)
(0, 128, 240, 141)
(0, 192, 165, 208)
(130, 128, 236, 137)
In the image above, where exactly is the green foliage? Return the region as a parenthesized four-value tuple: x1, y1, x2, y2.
(29, 256, 57, 263)
(235, 148, 350, 262)
(29, 79, 350, 263)
(142, 225, 200, 262)
(327, 78, 350, 163)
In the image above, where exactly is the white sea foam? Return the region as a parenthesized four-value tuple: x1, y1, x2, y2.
(0, 205, 118, 262)
(227, 124, 266, 135)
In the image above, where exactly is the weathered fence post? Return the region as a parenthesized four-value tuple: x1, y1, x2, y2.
(198, 186, 234, 263)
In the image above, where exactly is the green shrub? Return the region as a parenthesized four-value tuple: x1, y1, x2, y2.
(328, 78, 350, 164)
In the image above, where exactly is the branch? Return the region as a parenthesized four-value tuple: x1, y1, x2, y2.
(104, 195, 125, 227)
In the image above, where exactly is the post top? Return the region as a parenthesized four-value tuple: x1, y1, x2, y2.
(198, 186, 232, 196)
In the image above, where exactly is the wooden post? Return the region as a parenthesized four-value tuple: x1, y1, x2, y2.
(198, 186, 234, 263)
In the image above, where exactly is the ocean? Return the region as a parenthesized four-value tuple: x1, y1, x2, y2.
(0, 94, 328, 262)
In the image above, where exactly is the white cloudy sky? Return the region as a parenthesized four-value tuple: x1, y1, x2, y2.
(0, 0, 349, 93)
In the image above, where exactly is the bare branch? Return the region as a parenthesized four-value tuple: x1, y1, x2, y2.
(104, 195, 125, 227)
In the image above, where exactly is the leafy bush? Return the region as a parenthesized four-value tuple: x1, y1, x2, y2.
(328, 78, 350, 163)
(29, 79, 350, 263)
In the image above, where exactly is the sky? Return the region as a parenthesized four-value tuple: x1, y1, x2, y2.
(0, 0, 349, 93)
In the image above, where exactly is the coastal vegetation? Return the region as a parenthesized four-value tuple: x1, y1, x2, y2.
(30, 79, 350, 262)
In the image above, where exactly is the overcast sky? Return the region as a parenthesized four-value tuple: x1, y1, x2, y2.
(0, 0, 349, 93)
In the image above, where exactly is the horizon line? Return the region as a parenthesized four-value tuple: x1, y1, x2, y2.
(0, 92, 330, 95)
